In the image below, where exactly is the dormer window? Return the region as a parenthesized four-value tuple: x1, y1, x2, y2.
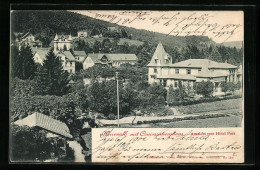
(187, 69, 191, 74)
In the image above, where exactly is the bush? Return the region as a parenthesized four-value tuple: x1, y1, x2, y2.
(107, 113, 116, 120)
(10, 125, 53, 161)
(195, 81, 214, 97)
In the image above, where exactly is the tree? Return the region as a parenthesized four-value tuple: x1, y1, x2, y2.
(10, 125, 53, 161)
(14, 45, 37, 80)
(220, 81, 236, 95)
(209, 47, 223, 62)
(195, 81, 214, 97)
(10, 45, 20, 78)
(35, 49, 70, 96)
(167, 85, 177, 105)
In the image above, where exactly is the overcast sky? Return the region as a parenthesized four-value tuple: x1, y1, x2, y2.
(71, 10, 243, 43)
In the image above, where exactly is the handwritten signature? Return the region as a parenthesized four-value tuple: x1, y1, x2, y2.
(94, 11, 242, 42)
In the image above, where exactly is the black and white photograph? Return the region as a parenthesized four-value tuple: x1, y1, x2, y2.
(9, 9, 244, 163)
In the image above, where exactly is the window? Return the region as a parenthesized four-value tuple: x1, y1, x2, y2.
(163, 80, 167, 87)
(198, 69, 201, 72)
(175, 69, 179, 74)
(70, 62, 72, 66)
(187, 69, 191, 74)
(155, 59, 158, 63)
(154, 68, 158, 73)
(165, 59, 169, 64)
(70, 69, 72, 73)
(174, 81, 178, 88)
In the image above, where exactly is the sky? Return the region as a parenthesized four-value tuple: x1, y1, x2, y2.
(70, 10, 244, 43)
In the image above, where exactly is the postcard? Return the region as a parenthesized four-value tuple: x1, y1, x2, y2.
(9, 10, 244, 163)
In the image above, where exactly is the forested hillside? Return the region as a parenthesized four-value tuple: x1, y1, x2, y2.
(11, 10, 243, 66)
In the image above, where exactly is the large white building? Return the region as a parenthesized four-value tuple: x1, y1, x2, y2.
(147, 42, 240, 94)
(53, 34, 73, 52)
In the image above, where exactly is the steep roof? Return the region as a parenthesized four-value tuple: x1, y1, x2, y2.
(171, 59, 237, 69)
(85, 53, 137, 63)
(55, 51, 75, 61)
(147, 42, 171, 67)
(34, 48, 50, 61)
(14, 112, 72, 138)
(21, 32, 33, 39)
(74, 51, 87, 56)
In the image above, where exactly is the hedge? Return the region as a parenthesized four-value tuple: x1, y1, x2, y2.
(168, 94, 242, 107)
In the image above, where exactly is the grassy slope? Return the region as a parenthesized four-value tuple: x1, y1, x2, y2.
(175, 98, 242, 114)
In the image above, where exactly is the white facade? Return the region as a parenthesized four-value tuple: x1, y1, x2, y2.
(83, 57, 95, 70)
(53, 34, 72, 52)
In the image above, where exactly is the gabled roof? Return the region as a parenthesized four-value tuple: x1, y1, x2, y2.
(14, 112, 72, 138)
(85, 53, 137, 63)
(74, 51, 87, 56)
(34, 48, 50, 61)
(21, 32, 33, 39)
(55, 51, 75, 61)
(171, 59, 237, 69)
(147, 42, 171, 67)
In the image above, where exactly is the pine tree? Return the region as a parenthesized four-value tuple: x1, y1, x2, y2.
(13, 45, 36, 80)
(209, 47, 223, 62)
(35, 49, 70, 96)
(10, 45, 20, 78)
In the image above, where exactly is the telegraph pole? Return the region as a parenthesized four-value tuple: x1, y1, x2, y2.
(116, 72, 120, 127)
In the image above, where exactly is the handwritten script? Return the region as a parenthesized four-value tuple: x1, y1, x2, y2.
(92, 11, 243, 43)
(92, 128, 244, 163)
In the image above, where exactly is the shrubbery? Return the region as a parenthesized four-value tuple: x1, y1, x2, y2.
(195, 81, 214, 97)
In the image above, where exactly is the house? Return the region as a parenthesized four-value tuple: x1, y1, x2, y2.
(54, 50, 76, 73)
(77, 30, 88, 38)
(83, 53, 137, 70)
(16, 32, 42, 48)
(147, 42, 239, 95)
(107, 26, 121, 33)
(33, 49, 76, 73)
(53, 34, 73, 52)
(73, 51, 87, 63)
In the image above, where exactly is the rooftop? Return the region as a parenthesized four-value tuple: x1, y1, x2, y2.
(55, 50, 75, 61)
(34, 48, 50, 61)
(85, 53, 137, 63)
(147, 42, 172, 67)
(157, 74, 196, 80)
(14, 112, 72, 138)
(171, 59, 237, 69)
(73, 50, 87, 56)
